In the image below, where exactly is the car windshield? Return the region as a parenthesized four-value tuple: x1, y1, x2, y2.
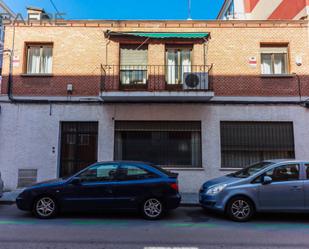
(228, 161, 273, 178)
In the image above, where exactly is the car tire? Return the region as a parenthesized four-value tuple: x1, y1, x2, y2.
(33, 196, 58, 219)
(226, 196, 254, 222)
(141, 198, 164, 220)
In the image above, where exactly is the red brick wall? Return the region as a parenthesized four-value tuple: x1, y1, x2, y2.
(2, 20, 308, 97)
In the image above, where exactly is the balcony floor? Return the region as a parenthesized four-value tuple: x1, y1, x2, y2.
(100, 91, 214, 102)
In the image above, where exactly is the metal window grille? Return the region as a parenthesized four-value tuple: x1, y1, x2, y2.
(115, 121, 202, 168)
(220, 121, 295, 168)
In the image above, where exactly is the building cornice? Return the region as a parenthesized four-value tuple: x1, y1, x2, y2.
(5, 19, 308, 28)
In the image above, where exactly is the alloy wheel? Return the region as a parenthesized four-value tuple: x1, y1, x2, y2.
(35, 197, 56, 218)
(231, 199, 251, 220)
(143, 198, 162, 219)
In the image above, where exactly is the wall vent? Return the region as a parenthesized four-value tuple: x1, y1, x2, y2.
(17, 169, 38, 188)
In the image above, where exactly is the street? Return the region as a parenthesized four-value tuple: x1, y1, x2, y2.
(1, 204, 309, 249)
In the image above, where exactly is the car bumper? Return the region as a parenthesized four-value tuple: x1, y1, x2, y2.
(16, 197, 32, 211)
(0, 179, 3, 198)
(165, 194, 181, 209)
(199, 192, 225, 212)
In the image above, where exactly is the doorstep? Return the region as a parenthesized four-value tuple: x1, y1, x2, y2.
(0, 190, 200, 207)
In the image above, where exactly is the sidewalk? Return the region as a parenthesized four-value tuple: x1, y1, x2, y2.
(0, 189, 23, 204)
(0, 190, 199, 206)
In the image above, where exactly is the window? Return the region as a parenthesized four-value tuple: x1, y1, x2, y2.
(305, 164, 309, 179)
(264, 164, 300, 182)
(117, 164, 157, 180)
(260, 44, 288, 75)
(120, 45, 148, 85)
(26, 44, 53, 74)
(79, 164, 118, 182)
(166, 46, 192, 84)
(114, 121, 202, 168)
(220, 122, 295, 168)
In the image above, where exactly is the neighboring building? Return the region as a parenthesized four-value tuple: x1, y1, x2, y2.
(0, 0, 15, 91)
(0, 19, 308, 192)
(218, 0, 309, 20)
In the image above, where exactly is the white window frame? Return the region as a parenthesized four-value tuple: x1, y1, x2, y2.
(26, 44, 53, 75)
(260, 45, 289, 75)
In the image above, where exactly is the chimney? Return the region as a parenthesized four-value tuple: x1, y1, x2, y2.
(27, 6, 50, 21)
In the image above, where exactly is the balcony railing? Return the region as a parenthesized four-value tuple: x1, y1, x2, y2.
(101, 65, 213, 92)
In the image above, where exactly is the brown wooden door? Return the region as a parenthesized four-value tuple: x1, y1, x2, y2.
(60, 122, 98, 177)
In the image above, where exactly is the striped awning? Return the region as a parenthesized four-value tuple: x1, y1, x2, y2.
(107, 31, 209, 39)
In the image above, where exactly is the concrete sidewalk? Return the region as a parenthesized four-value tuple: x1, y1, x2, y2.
(0, 189, 23, 204)
(0, 190, 199, 206)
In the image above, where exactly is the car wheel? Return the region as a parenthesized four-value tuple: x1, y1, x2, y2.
(141, 198, 164, 220)
(226, 197, 254, 222)
(33, 196, 58, 219)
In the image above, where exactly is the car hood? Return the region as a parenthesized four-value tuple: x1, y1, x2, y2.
(30, 178, 66, 188)
(202, 175, 243, 190)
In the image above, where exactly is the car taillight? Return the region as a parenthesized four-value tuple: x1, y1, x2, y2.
(170, 183, 179, 192)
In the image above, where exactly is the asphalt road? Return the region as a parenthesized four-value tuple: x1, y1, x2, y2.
(1, 204, 309, 249)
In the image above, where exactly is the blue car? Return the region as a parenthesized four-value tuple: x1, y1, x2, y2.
(199, 159, 309, 221)
(16, 161, 181, 220)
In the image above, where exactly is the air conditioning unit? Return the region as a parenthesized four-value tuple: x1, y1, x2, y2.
(183, 72, 209, 90)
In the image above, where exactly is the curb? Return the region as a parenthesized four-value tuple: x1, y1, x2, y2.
(0, 200, 15, 205)
(0, 201, 200, 207)
(180, 203, 200, 207)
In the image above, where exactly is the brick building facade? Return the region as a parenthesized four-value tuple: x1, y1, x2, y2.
(0, 19, 308, 192)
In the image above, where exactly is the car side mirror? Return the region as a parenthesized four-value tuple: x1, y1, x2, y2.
(70, 177, 81, 185)
(262, 176, 272, 185)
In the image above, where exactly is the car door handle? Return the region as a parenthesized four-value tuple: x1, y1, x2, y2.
(106, 188, 113, 194)
(290, 186, 302, 191)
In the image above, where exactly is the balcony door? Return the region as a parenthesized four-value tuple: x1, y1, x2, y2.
(166, 46, 192, 85)
(120, 45, 148, 86)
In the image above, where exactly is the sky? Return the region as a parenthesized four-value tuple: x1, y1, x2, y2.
(6, 0, 225, 20)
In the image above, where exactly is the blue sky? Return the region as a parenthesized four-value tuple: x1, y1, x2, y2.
(6, 0, 224, 20)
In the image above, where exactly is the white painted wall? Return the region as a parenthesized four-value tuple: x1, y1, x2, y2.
(0, 102, 309, 193)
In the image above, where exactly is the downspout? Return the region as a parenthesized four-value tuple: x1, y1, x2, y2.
(7, 24, 15, 102)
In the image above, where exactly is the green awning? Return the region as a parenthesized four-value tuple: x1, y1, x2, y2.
(108, 31, 209, 39)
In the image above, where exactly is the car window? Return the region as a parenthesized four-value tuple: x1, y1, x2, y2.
(229, 161, 273, 178)
(117, 164, 158, 181)
(305, 164, 309, 179)
(79, 164, 118, 182)
(264, 164, 300, 182)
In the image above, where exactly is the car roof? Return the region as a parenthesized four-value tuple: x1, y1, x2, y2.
(96, 161, 153, 165)
(264, 159, 309, 164)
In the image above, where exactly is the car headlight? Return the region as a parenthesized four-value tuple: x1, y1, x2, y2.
(206, 184, 227, 196)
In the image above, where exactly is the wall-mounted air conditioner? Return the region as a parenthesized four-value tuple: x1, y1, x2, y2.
(183, 72, 209, 90)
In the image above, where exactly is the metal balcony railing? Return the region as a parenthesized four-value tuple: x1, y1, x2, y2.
(101, 65, 213, 92)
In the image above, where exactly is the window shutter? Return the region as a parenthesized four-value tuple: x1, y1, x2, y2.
(260, 47, 288, 54)
(120, 46, 148, 67)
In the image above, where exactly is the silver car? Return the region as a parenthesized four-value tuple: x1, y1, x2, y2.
(0, 171, 3, 198)
(199, 160, 309, 221)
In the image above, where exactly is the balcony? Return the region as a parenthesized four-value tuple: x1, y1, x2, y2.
(100, 65, 214, 102)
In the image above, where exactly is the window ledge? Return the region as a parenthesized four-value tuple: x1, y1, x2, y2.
(163, 167, 204, 171)
(260, 74, 294, 78)
(220, 168, 240, 171)
(21, 73, 53, 77)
